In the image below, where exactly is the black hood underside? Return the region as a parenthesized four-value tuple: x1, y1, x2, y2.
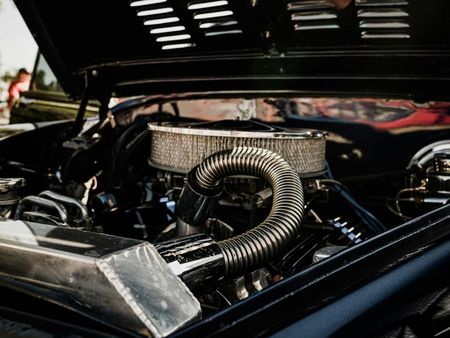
(15, 0, 450, 100)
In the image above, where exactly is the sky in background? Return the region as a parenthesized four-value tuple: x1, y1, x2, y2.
(0, 0, 37, 74)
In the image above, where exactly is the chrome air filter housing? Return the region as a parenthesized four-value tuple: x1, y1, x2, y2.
(148, 120, 326, 177)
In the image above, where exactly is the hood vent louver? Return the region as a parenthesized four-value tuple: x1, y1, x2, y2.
(287, 0, 340, 31)
(130, 0, 196, 50)
(188, 0, 243, 37)
(130, 0, 243, 50)
(356, 0, 411, 39)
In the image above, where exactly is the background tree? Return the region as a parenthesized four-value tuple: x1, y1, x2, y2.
(1, 71, 15, 83)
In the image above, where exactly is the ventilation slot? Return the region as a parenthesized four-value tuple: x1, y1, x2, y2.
(189, 0, 242, 37)
(356, 0, 410, 39)
(188, 0, 229, 10)
(130, 0, 167, 7)
(130, 0, 195, 50)
(356, 0, 408, 7)
(162, 43, 196, 50)
(288, 0, 340, 31)
(137, 7, 173, 16)
(150, 26, 186, 34)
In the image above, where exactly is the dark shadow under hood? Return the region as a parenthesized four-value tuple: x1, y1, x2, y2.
(14, 0, 450, 100)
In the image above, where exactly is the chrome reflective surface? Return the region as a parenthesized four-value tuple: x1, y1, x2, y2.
(0, 178, 26, 193)
(176, 170, 222, 236)
(187, 147, 304, 277)
(0, 220, 201, 337)
(312, 246, 347, 263)
(149, 120, 326, 175)
(408, 140, 450, 170)
(157, 235, 225, 290)
(0, 178, 26, 217)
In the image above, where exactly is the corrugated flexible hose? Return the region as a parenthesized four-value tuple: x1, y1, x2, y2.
(192, 147, 304, 276)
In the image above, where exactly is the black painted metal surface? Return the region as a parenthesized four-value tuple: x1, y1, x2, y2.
(13, 0, 450, 99)
(172, 203, 450, 337)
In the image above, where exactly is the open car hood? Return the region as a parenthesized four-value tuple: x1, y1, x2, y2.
(15, 0, 450, 100)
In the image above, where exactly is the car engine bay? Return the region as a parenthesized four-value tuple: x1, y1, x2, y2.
(0, 97, 449, 334)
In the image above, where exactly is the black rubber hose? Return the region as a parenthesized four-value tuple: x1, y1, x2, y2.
(192, 147, 304, 276)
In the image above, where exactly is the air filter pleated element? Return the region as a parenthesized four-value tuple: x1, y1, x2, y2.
(148, 120, 326, 177)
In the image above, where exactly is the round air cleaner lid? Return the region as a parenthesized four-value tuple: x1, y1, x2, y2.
(148, 120, 326, 177)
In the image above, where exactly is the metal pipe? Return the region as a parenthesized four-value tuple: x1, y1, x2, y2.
(14, 195, 69, 225)
(38, 190, 90, 220)
(177, 147, 305, 277)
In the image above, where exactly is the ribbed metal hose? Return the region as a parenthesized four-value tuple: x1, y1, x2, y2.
(193, 147, 304, 276)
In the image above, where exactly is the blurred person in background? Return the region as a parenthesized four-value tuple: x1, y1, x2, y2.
(7, 68, 31, 111)
(0, 68, 31, 124)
